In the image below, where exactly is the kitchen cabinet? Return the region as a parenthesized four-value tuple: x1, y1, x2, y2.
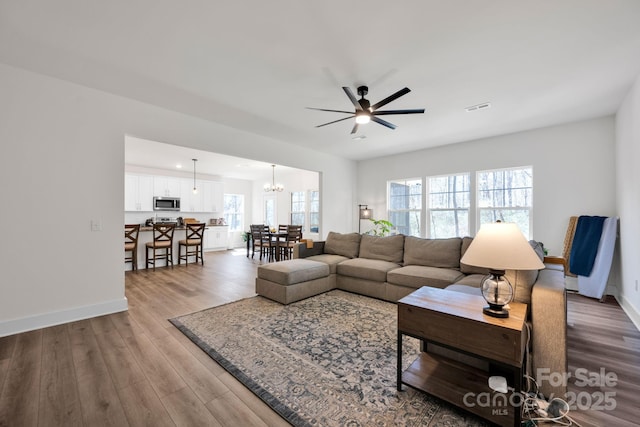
(125, 173, 154, 211)
(180, 178, 204, 212)
(153, 176, 181, 197)
(205, 226, 229, 251)
(180, 179, 223, 213)
(203, 181, 224, 213)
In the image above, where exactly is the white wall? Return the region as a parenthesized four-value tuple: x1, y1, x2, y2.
(357, 117, 617, 257)
(615, 73, 640, 328)
(0, 63, 355, 336)
(251, 168, 321, 239)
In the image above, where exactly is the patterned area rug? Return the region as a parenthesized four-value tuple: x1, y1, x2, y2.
(170, 290, 486, 426)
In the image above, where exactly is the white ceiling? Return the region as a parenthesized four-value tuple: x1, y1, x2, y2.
(125, 135, 306, 181)
(2, 1, 640, 162)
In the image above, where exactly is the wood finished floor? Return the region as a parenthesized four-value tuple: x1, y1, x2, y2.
(0, 249, 638, 427)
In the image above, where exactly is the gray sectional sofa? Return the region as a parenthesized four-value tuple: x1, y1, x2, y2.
(255, 231, 567, 398)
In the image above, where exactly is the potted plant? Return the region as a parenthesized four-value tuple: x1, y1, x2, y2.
(367, 218, 394, 236)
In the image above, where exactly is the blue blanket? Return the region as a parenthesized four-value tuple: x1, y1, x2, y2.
(569, 215, 607, 276)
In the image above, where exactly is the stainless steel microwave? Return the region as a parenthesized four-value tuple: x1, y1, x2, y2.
(153, 196, 180, 211)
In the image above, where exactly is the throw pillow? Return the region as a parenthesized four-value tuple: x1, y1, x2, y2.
(324, 232, 362, 259)
(359, 234, 405, 264)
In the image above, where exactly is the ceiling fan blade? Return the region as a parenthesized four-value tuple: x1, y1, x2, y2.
(307, 107, 356, 114)
(371, 116, 397, 130)
(342, 87, 363, 111)
(370, 87, 411, 111)
(351, 123, 359, 134)
(315, 115, 355, 128)
(373, 108, 425, 116)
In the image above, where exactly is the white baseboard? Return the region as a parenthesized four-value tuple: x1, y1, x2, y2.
(0, 297, 128, 337)
(616, 294, 640, 332)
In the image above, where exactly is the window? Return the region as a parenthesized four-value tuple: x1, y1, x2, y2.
(427, 173, 470, 238)
(388, 178, 422, 236)
(477, 166, 533, 237)
(290, 190, 319, 234)
(264, 196, 275, 227)
(290, 191, 305, 227)
(309, 190, 319, 233)
(223, 194, 244, 231)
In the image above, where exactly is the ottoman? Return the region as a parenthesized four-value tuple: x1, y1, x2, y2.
(255, 259, 333, 304)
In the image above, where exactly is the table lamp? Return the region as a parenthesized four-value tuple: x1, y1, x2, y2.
(460, 222, 544, 318)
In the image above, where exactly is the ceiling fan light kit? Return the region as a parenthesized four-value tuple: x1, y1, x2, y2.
(308, 85, 425, 134)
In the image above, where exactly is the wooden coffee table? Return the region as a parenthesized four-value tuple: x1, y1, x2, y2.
(397, 286, 527, 427)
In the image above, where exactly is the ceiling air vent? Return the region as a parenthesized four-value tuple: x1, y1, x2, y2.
(465, 102, 491, 112)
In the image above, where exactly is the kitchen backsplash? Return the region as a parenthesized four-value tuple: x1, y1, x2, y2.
(124, 211, 226, 226)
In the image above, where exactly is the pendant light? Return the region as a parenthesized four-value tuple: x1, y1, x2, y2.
(264, 164, 284, 192)
(192, 158, 198, 194)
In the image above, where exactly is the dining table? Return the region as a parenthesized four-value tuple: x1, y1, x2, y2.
(245, 229, 289, 261)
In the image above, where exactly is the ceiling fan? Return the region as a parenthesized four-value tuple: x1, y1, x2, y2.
(307, 85, 425, 134)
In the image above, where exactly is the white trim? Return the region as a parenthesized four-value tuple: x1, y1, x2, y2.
(0, 297, 128, 337)
(616, 294, 640, 332)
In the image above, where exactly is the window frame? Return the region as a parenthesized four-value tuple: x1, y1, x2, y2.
(426, 172, 471, 238)
(387, 178, 423, 237)
(223, 193, 244, 232)
(290, 191, 306, 228)
(476, 166, 533, 238)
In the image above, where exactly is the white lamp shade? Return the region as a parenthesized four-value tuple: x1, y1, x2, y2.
(460, 222, 545, 270)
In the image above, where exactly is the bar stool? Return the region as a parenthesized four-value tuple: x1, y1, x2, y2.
(124, 224, 140, 271)
(146, 223, 176, 270)
(178, 223, 206, 265)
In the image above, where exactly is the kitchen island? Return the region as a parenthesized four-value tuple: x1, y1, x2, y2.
(126, 225, 229, 271)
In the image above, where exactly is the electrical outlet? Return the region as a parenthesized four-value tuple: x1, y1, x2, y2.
(636, 279, 638, 292)
(91, 220, 102, 232)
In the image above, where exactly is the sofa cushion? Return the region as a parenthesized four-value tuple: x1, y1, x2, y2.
(305, 253, 349, 274)
(336, 258, 401, 282)
(324, 232, 361, 258)
(460, 237, 492, 275)
(506, 240, 545, 305)
(403, 236, 462, 269)
(359, 234, 405, 263)
(453, 273, 486, 288)
(257, 259, 329, 285)
(387, 265, 465, 289)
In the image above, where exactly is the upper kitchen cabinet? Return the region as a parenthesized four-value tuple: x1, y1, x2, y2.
(153, 176, 181, 197)
(125, 173, 154, 211)
(180, 179, 224, 213)
(202, 181, 224, 213)
(180, 178, 204, 212)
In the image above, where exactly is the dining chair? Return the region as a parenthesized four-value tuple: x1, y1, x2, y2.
(178, 223, 206, 266)
(145, 223, 176, 270)
(250, 224, 273, 260)
(281, 225, 303, 260)
(124, 224, 140, 270)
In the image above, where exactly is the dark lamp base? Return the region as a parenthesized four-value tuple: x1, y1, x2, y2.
(483, 306, 510, 318)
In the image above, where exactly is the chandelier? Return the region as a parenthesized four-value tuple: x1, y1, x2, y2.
(264, 164, 284, 192)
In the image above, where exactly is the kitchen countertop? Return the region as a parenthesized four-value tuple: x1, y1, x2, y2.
(139, 224, 228, 232)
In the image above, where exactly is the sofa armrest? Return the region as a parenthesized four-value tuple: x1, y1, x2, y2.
(544, 255, 567, 274)
(293, 241, 325, 259)
(531, 268, 567, 399)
